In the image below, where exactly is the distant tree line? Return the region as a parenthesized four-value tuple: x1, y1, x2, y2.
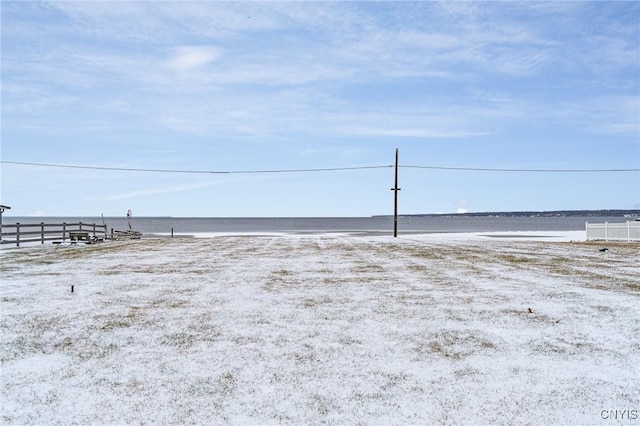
(374, 209, 640, 218)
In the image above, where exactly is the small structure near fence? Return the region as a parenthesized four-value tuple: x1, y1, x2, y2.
(586, 221, 640, 242)
(0, 205, 10, 239)
(0, 222, 108, 247)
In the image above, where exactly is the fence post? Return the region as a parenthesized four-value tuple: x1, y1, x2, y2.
(79, 222, 83, 232)
(16, 223, 20, 248)
(41, 222, 45, 244)
(63, 223, 67, 241)
(92, 223, 96, 238)
(628, 221, 631, 243)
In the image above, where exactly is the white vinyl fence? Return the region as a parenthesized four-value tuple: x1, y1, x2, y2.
(585, 221, 640, 242)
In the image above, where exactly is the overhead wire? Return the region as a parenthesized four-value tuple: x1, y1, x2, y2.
(1, 160, 638, 174)
(400, 165, 640, 173)
(0, 160, 392, 174)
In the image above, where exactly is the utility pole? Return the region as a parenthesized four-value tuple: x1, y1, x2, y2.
(391, 149, 401, 237)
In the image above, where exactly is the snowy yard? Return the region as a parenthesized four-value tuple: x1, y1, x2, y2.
(1, 234, 639, 425)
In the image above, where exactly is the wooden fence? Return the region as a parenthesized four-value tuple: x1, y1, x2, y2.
(585, 221, 640, 242)
(0, 222, 108, 247)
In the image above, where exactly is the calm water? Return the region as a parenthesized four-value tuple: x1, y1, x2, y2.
(4, 216, 631, 235)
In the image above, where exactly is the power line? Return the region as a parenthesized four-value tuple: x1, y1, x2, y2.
(0, 160, 392, 174)
(2, 160, 638, 174)
(400, 165, 640, 173)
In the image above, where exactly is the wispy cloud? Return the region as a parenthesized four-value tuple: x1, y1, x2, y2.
(166, 46, 222, 72)
(4, 1, 637, 138)
(2, 1, 638, 216)
(99, 180, 228, 201)
(341, 126, 488, 139)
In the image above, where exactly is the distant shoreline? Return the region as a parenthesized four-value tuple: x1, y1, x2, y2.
(373, 209, 640, 219)
(4, 209, 639, 220)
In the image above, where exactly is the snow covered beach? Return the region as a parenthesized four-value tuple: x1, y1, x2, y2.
(1, 233, 638, 425)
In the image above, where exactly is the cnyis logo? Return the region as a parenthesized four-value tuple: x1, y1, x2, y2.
(600, 409, 638, 420)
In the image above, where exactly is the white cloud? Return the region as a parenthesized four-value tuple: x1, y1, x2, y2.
(343, 126, 488, 139)
(2, 1, 638, 216)
(456, 200, 468, 214)
(100, 180, 227, 201)
(166, 46, 222, 72)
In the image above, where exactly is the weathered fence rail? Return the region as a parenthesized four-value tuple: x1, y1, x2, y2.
(586, 221, 640, 242)
(0, 222, 108, 247)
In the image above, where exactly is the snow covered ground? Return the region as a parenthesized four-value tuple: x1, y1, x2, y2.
(1, 233, 638, 425)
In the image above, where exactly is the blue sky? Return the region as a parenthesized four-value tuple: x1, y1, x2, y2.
(1, 1, 639, 217)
